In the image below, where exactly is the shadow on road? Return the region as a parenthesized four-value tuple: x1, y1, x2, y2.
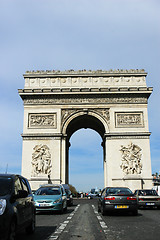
(16, 226, 57, 240)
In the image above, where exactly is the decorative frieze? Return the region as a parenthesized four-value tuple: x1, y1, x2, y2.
(120, 143, 142, 175)
(24, 95, 148, 105)
(31, 145, 52, 177)
(115, 112, 144, 128)
(28, 113, 57, 128)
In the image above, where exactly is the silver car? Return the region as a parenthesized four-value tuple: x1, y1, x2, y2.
(134, 189, 160, 209)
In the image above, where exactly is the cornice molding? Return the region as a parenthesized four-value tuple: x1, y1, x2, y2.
(23, 69, 147, 78)
(104, 132, 151, 140)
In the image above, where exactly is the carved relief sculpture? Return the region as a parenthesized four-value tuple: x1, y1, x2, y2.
(116, 112, 143, 128)
(31, 145, 52, 177)
(120, 143, 142, 175)
(29, 113, 57, 128)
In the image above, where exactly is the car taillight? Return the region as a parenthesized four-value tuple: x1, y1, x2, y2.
(127, 197, 137, 201)
(139, 198, 144, 201)
(157, 198, 160, 201)
(104, 197, 115, 200)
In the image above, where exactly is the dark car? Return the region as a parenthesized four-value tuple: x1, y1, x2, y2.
(62, 184, 73, 206)
(98, 187, 138, 216)
(0, 174, 35, 240)
(134, 189, 160, 209)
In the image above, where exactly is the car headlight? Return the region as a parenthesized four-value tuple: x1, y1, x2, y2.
(54, 198, 62, 203)
(0, 199, 6, 215)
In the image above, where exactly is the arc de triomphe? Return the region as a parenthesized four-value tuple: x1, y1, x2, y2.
(18, 69, 153, 190)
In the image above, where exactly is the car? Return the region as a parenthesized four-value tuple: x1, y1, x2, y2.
(98, 187, 138, 216)
(0, 174, 35, 240)
(33, 184, 67, 213)
(86, 192, 97, 199)
(134, 189, 160, 209)
(62, 184, 73, 206)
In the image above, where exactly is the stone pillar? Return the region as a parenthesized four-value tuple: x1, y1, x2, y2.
(104, 133, 152, 191)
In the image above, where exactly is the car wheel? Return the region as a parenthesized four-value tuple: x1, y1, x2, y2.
(101, 205, 106, 216)
(60, 204, 64, 214)
(8, 219, 16, 240)
(64, 201, 67, 212)
(26, 213, 36, 234)
(98, 204, 101, 213)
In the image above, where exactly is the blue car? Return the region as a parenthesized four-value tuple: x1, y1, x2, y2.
(33, 184, 67, 213)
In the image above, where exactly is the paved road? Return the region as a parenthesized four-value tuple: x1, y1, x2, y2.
(17, 199, 160, 240)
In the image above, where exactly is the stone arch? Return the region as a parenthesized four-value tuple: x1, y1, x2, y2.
(62, 109, 109, 138)
(61, 110, 108, 185)
(19, 69, 153, 191)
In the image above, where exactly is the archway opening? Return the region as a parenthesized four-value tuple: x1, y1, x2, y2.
(65, 114, 105, 193)
(69, 129, 103, 193)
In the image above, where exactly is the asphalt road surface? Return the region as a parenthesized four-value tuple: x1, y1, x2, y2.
(16, 199, 160, 240)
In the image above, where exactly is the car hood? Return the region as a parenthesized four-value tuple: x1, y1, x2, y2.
(0, 194, 10, 201)
(33, 194, 62, 201)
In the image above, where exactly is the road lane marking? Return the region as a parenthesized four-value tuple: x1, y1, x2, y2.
(92, 204, 108, 235)
(48, 204, 80, 240)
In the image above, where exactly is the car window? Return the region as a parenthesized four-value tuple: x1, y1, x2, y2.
(14, 177, 23, 195)
(20, 177, 29, 194)
(0, 177, 13, 196)
(101, 189, 106, 196)
(107, 188, 133, 195)
(138, 190, 158, 196)
(35, 187, 61, 195)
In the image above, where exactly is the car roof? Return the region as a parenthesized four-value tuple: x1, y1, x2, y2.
(106, 187, 130, 189)
(39, 184, 62, 188)
(0, 173, 21, 178)
(135, 189, 155, 191)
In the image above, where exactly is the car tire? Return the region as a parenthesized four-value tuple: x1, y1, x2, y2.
(26, 213, 36, 234)
(98, 204, 101, 213)
(64, 204, 67, 212)
(101, 205, 106, 216)
(8, 219, 16, 240)
(60, 204, 64, 214)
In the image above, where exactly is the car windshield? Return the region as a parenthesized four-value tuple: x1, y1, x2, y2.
(35, 187, 61, 195)
(0, 177, 13, 196)
(107, 188, 133, 196)
(138, 190, 158, 196)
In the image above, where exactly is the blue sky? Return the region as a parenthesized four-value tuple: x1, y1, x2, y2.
(0, 0, 160, 192)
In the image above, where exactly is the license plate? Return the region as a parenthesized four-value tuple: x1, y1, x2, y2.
(39, 203, 51, 207)
(146, 203, 155, 205)
(115, 205, 129, 209)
